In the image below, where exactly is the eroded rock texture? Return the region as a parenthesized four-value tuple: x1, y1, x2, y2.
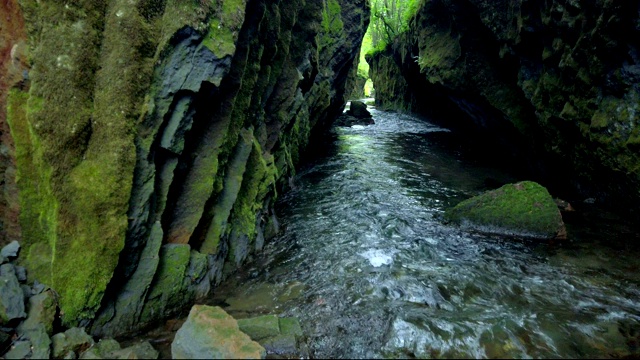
(1, 0, 368, 333)
(368, 0, 640, 209)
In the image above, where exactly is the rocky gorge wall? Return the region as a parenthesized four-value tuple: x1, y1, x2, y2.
(368, 0, 640, 209)
(1, 0, 369, 336)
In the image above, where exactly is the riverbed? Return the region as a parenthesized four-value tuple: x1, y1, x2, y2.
(138, 106, 640, 358)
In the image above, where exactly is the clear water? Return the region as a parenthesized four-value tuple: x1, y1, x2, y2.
(143, 108, 640, 358)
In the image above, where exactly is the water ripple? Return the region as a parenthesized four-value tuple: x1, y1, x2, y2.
(210, 109, 640, 359)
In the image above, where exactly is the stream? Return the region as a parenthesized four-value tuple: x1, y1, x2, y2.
(139, 106, 640, 358)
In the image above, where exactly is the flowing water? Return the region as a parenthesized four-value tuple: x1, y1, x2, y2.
(141, 107, 640, 358)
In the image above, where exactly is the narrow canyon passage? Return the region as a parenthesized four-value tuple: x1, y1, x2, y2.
(139, 105, 640, 358)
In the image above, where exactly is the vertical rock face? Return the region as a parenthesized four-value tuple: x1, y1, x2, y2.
(0, 0, 26, 249)
(368, 0, 640, 209)
(2, 0, 369, 332)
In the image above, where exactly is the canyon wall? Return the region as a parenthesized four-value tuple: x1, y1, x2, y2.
(1, 0, 369, 335)
(368, 0, 640, 208)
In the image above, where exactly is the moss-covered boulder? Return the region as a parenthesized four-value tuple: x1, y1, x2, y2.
(171, 305, 265, 359)
(51, 327, 95, 359)
(445, 181, 566, 239)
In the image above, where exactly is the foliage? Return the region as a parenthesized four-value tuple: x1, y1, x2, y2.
(368, 0, 422, 50)
(357, 0, 423, 93)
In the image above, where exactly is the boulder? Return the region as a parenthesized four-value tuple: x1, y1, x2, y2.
(261, 334, 298, 356)
(3, 340, 31, 359)
(238, 315, 307, 358)
(14, 266, 27, 283)
(79, 338, 120, 359)
(78, 338, 157, 359)
(346, 100, 372, 119)
(0, 241, 20, 259)
(0, 330, 11, 353)
(335, 101, 375, 127)
(279, 317, 303, 337)
(19, 324, 51, 359)
(52, 327, 95, 358)
(19, 288, 58, 335)
(16, 287, 55, 360)
(445, 181, 566, 239)
(237, 315, 280, 341)
(171, 305, 265, 359)
(0, 264, 26, 325)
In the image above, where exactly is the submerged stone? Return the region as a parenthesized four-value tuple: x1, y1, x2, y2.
(445, 181, 566, 239)
(171, 305, 265, 359)
(78, 338, 155, 359)
(279, 317, 303, 337)
(237, 315, 280, 341)
(109, 341, 159, 359)
(261, 334, 298, 356)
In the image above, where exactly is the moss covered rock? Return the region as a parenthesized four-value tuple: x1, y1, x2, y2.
(446, 181, 566, 239)
(5, 0, 369, 337)
(171, 305, 265, 359)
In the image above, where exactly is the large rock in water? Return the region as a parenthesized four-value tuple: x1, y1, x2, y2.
(171, 305, 265, 359)
(336, 100, 375, 127)
(346, 100, 372, 119)
(445, 181, 566, 239)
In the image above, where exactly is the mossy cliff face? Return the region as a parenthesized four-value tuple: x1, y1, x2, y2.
(368, 0, 640, 209)
(0, 0, 27, 248)
(3, 0, 368, 332)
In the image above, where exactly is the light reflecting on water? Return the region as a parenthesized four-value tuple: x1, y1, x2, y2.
(209, 108, 640, 358)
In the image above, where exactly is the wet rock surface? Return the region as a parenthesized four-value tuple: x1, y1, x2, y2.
(171, 305, 265, 359)
(0, 241, 19, 260)
(239, 315, 308, 358)
(335, 101, 375, 127)
(368, 0, 640, 213)
(445, 181, 567, 239)
(0, 264, 26, 325)
(3, 0, 369, 333)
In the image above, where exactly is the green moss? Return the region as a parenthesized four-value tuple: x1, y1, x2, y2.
(590, 111, 609, 129)
(445, 181, 565, 239)
(237, 315, 281, 341)
(418, 30, 460, 71)
(202, 0, 244, 58)
(228, 138, 277, 244)
(6, 89, 58, 285)
(200, 130, 253, 255)
(317, 0, 344, 53)
(140, 244, 191, 321)
(203, 18, 236, 57)
(13, 0, 164, 325)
